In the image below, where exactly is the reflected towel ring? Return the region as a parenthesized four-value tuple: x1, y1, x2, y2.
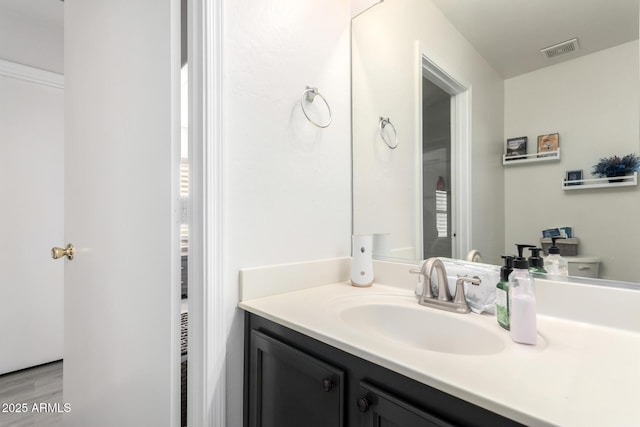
(379, 117, 398, 149)
(465, 250, 483, 263)
(301, 86, 332, 128)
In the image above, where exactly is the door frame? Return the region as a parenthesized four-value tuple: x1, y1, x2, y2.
(187, 1, 226, 426)
(414, 41, 471, 260)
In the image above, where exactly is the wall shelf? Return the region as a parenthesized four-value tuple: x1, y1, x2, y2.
(562, 172, 638, 190)
(502, 149, 560, 165)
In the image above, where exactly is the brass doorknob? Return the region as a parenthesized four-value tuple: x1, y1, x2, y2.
(51, 244, 74, 260)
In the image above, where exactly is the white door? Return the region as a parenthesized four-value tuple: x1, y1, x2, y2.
(63, 1, 181, 426)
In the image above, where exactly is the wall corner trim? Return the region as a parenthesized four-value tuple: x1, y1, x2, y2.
(0, 59, 64, 89)
(187, 0, 225, 425)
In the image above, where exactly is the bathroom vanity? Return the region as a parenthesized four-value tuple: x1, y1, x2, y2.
(244, 312, 521, 426)
(239, 258, 640, 427)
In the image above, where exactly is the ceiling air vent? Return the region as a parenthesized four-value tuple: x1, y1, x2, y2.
(540, 38, 580, 59)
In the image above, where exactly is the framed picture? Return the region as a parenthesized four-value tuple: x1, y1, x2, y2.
(565, 169, 583, 186)
(505, 136, 527, 160)
(537, 133, 559, 157)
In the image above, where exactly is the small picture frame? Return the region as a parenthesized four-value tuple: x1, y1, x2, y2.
(505, 136, 527, 160)
(565, 169, 583, 186)
(537, 133, 559, 157)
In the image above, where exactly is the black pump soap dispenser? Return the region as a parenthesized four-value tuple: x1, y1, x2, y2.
(496, 255, 514, 330)
(514, 244, 535, 270)
(528, 247, 546, 273)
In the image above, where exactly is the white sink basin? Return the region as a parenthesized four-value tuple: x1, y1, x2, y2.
(336, 297, 506, 355)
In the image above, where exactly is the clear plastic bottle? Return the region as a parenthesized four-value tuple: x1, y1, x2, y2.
(509, 247, 537, 345)
(545, 237, 568, 276)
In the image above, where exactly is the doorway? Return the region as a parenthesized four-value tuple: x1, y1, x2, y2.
(422, 77, 451, 258)
(417, 49, 471, 260)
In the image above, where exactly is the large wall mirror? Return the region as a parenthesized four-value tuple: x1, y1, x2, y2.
(352, 0, 639, 283)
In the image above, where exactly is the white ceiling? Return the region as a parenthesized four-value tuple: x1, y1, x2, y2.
(430, 0, 639, 78)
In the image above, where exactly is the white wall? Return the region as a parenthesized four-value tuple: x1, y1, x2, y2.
(223, 0, 352, 424)
(0, 64, 64, 374)
(504, 40, 640, 281)
(352, 0, 505, 264)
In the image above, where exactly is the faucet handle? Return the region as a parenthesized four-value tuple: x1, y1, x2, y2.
(459, 276, 481, 286)
(452, 276, 481, 308)
(409, 267, 435, 299)
(410, 269, 424, 297)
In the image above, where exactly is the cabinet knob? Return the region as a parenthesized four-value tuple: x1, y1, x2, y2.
(357, 396, 370, 413)
(323, 378, 334, 392)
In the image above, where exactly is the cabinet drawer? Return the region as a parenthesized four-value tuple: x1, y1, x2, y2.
(357, 382, 455, 427)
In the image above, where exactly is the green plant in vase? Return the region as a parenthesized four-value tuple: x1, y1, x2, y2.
(591, 153, 640, 182)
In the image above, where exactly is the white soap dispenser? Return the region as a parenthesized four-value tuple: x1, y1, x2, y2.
(509, 244, 537, 345)
(351, 234, 374, 287)
(545, 236, 568, 276)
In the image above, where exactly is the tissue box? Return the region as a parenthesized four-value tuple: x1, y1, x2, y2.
(540, 238, 579, 256)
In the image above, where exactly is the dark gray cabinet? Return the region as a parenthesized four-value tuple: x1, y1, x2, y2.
(244, 312, 524, 427)
(248, 330, 344, 427)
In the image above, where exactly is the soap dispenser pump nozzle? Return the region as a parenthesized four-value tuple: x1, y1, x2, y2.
(500, 255, 515, 281)
(514, 244, 535, 269)
(528, 247, 545, 269)
(549, 236, 565, 255)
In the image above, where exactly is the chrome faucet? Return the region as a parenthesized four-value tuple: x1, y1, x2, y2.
(410, 257, 481, 314)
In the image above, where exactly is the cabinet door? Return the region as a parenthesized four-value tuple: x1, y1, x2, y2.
(248, 330, 344, 427)
(357, 382, 456, 427)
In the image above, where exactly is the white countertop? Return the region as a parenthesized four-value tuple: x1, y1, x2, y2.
(239, 280, 640, 427)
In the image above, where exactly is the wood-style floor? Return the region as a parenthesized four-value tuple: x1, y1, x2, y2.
(0, 361, 63, 427)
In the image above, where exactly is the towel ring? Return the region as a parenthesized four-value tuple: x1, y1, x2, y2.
(465, 250, 483, 263)
(379, 117, 398, 149)
(301, 86, 332, 128)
